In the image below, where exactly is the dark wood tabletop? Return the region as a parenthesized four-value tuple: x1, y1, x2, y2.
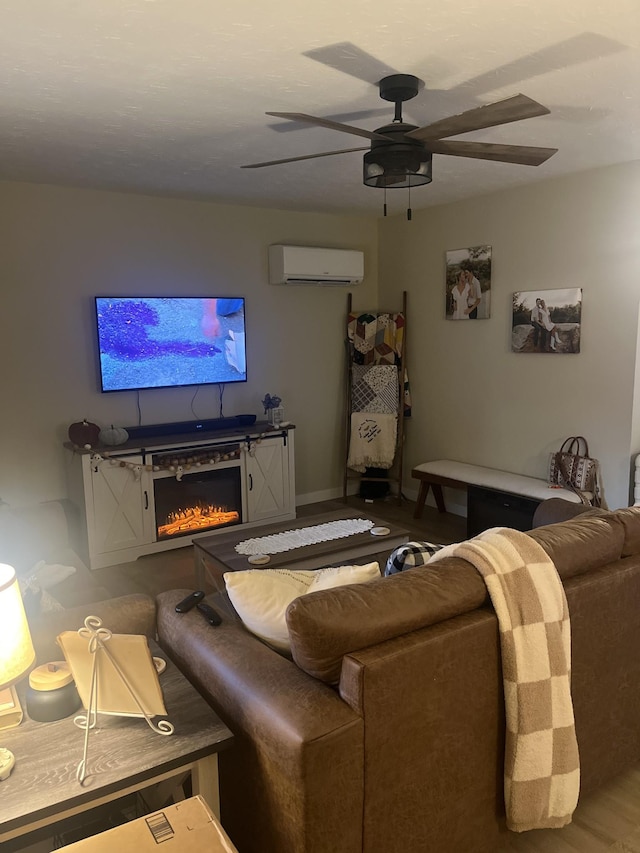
(0, 641, 233, 843)
(194, 507, 409, 578)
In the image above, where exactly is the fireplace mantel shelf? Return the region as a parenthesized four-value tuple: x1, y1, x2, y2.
(64, 425, 296, 570)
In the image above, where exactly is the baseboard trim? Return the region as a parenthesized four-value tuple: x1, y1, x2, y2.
(296, 486, 354, 506)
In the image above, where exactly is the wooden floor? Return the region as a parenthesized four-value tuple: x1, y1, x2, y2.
(92, 494, 640, 853)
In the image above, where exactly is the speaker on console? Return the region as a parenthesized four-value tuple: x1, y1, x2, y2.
(125, 418, 242, 440)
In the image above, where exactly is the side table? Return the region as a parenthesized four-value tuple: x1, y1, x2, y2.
(0, 641, 233, 848)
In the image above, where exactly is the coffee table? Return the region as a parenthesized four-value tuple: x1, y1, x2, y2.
(194, 507, 409, 591)
(0, 640, 233, 848)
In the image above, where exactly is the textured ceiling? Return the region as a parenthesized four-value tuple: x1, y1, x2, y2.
(1, 0, 639, 215)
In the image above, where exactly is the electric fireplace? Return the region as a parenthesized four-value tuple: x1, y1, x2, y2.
(153, 461, 243, 541)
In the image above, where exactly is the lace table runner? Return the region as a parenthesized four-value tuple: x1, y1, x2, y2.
(235, 518, 374, 556)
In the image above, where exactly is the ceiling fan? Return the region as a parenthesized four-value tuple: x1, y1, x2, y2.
(242, 73, 557, 212)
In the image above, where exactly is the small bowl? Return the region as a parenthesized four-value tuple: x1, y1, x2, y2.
(236, 414, 257, 426)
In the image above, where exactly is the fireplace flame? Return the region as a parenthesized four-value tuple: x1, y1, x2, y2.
(158, 504, 240, 538)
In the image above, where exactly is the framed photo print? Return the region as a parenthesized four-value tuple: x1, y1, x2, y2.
(512, 288, 582, 353)
(445, 245, 492, 320)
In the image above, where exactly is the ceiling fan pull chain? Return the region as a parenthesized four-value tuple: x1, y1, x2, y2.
(383, 187, 387, 217)
(407, 184, 412, 221)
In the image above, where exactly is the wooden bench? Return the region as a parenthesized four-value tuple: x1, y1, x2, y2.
(412, 460, 582, 526)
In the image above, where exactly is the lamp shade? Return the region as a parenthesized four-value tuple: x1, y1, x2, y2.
(0, 564, 35, 689)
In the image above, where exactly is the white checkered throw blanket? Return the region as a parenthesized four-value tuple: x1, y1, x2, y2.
(430, 527, 579, 832)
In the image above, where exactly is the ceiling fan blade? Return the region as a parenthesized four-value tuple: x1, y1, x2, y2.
(241, 147, 368, 169)
(266, 112, 390, 141)
(423, 139, 557, 166)
(406, 94, 550, 141)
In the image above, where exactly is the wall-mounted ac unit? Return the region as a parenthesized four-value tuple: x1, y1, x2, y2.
(268, 245, 364, 286)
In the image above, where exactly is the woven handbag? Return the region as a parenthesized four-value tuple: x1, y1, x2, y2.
(548, 436, 604, 506)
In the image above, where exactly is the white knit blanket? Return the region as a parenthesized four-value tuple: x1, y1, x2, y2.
(235, 518, 374, 556)
(347, 412, 397, 473)
(430, 527, 580, 832)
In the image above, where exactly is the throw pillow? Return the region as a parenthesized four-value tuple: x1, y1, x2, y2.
(308, 562, 381, 592)
(384, 541, 446, 576)
(224, 562, 381, 654)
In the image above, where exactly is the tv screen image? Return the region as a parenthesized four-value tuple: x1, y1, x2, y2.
(95, 297, 247, 392)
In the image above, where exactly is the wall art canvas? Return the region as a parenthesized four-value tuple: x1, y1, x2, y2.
(512, 288, 582, 354)
(445, 245, 492, 320)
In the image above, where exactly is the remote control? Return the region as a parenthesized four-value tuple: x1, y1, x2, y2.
(175, 590, 205, 613)
(196, 602, 222, 626)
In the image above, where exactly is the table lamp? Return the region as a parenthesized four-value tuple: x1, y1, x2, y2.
(0, 563, 36, 736)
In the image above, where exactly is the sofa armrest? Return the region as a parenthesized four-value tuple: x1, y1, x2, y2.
(531, 497, 599, 528)
(156, 589, 364, 853)
(29, 594, 157, 663)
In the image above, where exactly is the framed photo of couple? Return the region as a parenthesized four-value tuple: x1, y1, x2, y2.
(511, 288, 582, 354)
(445, 245, 492, 320)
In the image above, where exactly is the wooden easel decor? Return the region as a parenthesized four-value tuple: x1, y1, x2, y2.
(59, 616, 174, 785)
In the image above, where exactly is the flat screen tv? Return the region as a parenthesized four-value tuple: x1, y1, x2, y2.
(95, 296, 247, 392)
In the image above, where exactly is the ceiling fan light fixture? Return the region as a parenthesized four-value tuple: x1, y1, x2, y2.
(245, 71, 555, 202)
(363, 147, 432, 189)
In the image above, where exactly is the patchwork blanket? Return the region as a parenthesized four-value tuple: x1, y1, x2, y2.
(347, 311, 411, 415)
(430, 527, 580, 832)
(351, 364, 399, 415)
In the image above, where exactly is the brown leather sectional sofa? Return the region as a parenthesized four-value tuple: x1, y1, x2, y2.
(155, 505, 640, 853)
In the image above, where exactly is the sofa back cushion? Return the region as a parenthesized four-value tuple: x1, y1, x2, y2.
(528, 514, 624, 580)
(286, 559, 487, 683)
(288, 511, 633, 684)
(609, 507, 640, 556)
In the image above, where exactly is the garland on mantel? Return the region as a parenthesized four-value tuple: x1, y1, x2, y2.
(89, 432, 271, 482)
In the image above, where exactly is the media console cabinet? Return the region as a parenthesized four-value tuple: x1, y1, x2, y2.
(64, 422, 296, 569)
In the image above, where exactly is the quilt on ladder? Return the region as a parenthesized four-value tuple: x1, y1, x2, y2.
(346, 413, 397, 473)
(347, 311, 411, 415)
(351, 364, 399, 414)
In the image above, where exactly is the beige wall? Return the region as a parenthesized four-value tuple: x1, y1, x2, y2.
(379, 161, 640, 511)
(1, 181, 378, 508)
(4, 162, 640, 515)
